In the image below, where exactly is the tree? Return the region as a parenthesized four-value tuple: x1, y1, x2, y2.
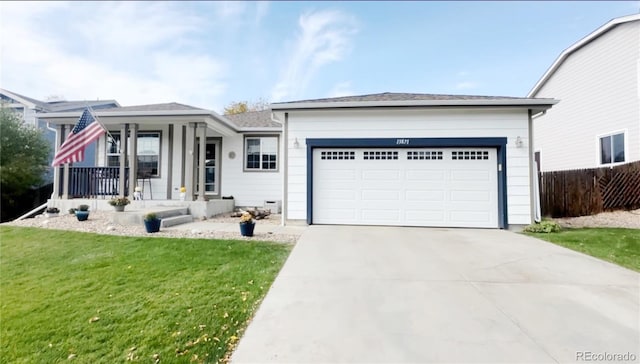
(223, 98, 270, 115)
(0, 108, 50, 220)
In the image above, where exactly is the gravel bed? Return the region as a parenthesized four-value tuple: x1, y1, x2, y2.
(552, 208, 640, 229)
(3, 211, 297, 244)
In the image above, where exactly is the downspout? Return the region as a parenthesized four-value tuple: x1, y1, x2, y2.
(529, 110, 542, 222)
(271, 111, 286, 226)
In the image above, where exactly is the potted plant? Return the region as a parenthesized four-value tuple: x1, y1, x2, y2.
(45, 207, 60, 218)
(76, 204, 90, 221)
(108, 196, 130, 212)
(239, 212, 255, 237)
(143, 212, 161, 233)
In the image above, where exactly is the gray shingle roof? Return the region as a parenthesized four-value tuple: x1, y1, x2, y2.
(1, 88, 119, 111)
(276, 92, 526, 104)
(99, 102, 204, 112)
(47, 100, 119, 112)
(224, 109, 280, 128)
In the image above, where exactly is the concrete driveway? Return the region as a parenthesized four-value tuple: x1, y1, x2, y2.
(232, 226, 640, 363)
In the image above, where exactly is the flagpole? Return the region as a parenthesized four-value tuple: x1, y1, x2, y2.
(85, 103, 114, 141)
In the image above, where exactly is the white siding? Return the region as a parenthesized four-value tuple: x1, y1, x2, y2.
(220, 133, 283, 208)
(534, 21, 640, 171)
(285, 108, 533, 225)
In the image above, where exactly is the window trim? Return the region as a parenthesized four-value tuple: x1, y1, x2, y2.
(597, 130, 626, 166)
(106, 130, 162, 178)
(243, 135, 279, 172)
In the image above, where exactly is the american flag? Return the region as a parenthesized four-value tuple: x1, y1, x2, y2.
(51, 108, 105, 167)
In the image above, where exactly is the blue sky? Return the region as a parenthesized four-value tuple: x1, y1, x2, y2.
(0, 1, 637, 113)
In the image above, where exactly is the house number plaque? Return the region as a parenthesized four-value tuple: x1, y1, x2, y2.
(396, 139, 410, 145)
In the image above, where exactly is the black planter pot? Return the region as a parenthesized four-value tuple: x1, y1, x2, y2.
(75, 211, 89, 221)
(144, 218, 161, 233)
(239, 222, 255, 237)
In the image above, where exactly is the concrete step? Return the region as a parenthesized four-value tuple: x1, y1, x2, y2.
(155, 208, 189, 219)
(161, 214, 194, 228)
(110, 207, 191, 226)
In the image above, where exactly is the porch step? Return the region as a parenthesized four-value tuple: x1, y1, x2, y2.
(161, 214, 194, 228)
(110, 207, 192, 226)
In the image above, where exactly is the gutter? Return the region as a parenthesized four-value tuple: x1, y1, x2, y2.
(271, 98, 558, 111)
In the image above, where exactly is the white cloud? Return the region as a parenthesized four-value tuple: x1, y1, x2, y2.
(271, 10, 358, 102)
(327, 81, 354, 98)
(455, 81, 478, 90)
(0, 1, 228, 109)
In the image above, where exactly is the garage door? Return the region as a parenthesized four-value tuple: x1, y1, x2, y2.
(312, 148, 498, 228)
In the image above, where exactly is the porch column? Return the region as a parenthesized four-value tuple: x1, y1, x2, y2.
(197, 122, 207, 201)
(128, 123, 138, 199)
(61, 125, 70, 199)
(52, 124, 64, 198)
(184, 122, 196, 201)
(119, 123, 129, 197)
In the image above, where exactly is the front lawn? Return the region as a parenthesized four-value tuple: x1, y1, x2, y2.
(525, 227, 640, 272)
(0, 226, 291, 363)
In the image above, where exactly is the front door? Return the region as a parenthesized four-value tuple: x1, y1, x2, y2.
(197, 139, 220, 196)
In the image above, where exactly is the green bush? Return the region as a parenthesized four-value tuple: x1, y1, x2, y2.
(523, 220, 561, 233)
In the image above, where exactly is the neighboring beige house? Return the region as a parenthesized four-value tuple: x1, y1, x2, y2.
(528, 13, 640, 172)
(0, 88, 120, 184)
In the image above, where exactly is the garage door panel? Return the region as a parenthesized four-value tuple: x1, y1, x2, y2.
(361, 209, 401, 222)
(450, 169, 492, 181)
(362, 170, 401, 180)
(404, 210, 446, 224)
(405, 190, 445, 201)
(313, 147, 498, 228)
(361, 189, 401, 201)
(315, 189, 357, 201)
(315, 209, 356, 221)
(317, 169, 357, 180)
(450, 210, 492, 223)
(406, 170, 446, 181)
(450, 190, 491, 202)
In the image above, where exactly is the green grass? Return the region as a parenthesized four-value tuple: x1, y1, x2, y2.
(0, 226, 292, 364)
(525, 227, 640, 272)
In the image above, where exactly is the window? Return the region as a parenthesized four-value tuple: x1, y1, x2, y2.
(107, 131, 161, 177)
(407, 150, 443, 160)
(451, 150, 489, 160)
(245, 136, 278, 171)
(363, 151, 398, 160)
(321, 151, 355, 160)
(600, 133, 625, 165)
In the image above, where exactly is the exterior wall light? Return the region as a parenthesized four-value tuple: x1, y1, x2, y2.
(515, 136, 524, 148)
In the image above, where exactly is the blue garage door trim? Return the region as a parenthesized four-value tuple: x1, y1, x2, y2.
(306, 137, 509, 229)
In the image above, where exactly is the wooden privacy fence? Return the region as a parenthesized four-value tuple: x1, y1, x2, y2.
(539, 161, 640, 217)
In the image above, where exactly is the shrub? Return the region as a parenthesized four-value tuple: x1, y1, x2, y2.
(523, 220, 561, 233)
(108, 197, 130, 206)
(144, 212, 158, 221)
(45, 207, 59, 214)
(77, 204, 90, 212)
(68, 208, 77, 214)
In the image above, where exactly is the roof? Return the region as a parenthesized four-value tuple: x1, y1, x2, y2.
(0, 88, 120, 111)
(272, 92, 557, 114)
(224, 109, 280, 128)
(280, 92, 526, 104)
(99, 102, 203, 112)
(528, 13, 640, 97)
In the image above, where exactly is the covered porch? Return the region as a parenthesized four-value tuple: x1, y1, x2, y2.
(42, 104, 239, 207)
